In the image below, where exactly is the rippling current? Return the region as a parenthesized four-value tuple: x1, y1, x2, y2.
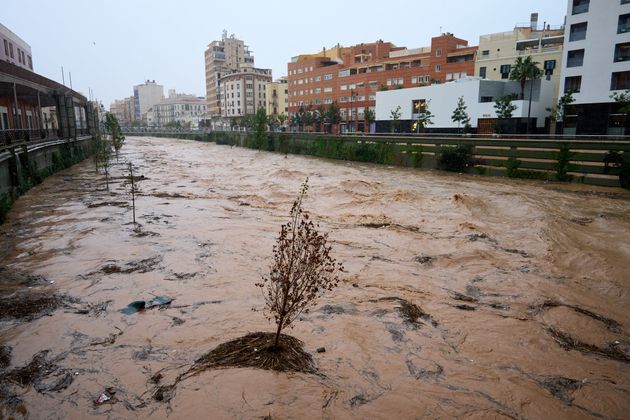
(1, 136, 629, 419)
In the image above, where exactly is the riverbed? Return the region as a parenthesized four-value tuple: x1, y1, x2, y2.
(1, 136, 629, 419)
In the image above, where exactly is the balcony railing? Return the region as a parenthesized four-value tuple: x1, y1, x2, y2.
(1, 129, 62, 148)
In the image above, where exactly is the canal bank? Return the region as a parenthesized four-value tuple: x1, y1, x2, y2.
(125, 130, 630, 189)
(0, 136, 97, 223)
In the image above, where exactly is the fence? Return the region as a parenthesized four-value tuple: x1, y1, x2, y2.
(124, 131, 630, 188)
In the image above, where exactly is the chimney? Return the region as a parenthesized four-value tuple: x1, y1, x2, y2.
(530, 13, 539, 30)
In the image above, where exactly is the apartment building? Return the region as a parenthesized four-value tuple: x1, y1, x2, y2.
(559, 0, 630, 134)
(265, 77, 289, 118)
(109, 96, 135, 126)
(133, 80, 164, 122)
(475, 13, 564, 103)
(220, 67, 272, 118)
(204, 31, 255, 117)
(0, 23, 33, 72)
(287, 34, 476, 132)
(147, 92, 207, 128)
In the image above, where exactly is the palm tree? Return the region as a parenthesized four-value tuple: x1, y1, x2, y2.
(509, 56, 541, 100)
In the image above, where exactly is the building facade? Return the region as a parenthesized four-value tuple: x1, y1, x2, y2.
(559, 0, 630, 134)
(265, 77, 289, 119)
(146, 92, 207, 128)
(375, 78, 553, 131)
(109, 96, 135, 126)
(0, 23, 33, 72)
(204, 32, 255, 118)
(287, 34, 476, 132)
(220, 67, 271, 118)
(475, 13, 564, 103)
(133, 80, 164, 122)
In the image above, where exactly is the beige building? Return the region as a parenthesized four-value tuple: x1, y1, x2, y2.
(265, 77, 288, 120)
(220, 67, 271, 118)
(147, 92, 207, 128)
(109, 96, 135, 126)
(1, 23, 33, 72)
(475, 13, 564, 102)
(204, 31, 255, 118)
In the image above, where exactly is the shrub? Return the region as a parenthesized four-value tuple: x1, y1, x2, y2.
(255, 179, 343, 349)
(555, 143, 575, 182)
(438, 144, 474, 172)
(505, 156, 521, 178)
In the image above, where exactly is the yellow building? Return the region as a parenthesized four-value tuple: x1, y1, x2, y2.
(265, 77, 289, 125)
(475, 14, 564, 102)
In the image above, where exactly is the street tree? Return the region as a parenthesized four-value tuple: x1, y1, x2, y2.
(390, 106, 402, 133)
(254, 107, 268, 149)
(494, 95, 518, 119)
(611, 89, 630, 135)
(451, 96, 470, 133)
(416, 102, 434, 133)
(325, 102, 341, 134)
(364, 107, 375, 133)
(104, 112, 125, 161)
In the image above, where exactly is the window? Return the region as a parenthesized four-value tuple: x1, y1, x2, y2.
(435, 64, 441, 72)
(480, 96, 493, 103)
(619, 13, 630, 33)
(446, 73, 453, 81)
(615, 43, 630, 62)
(623, 0, 630, 4)
(435, 49, 442, 57)
(2, 39, 7, 56)
(565, 76, 582, 93)
(339, 69, 350, 77)
(567, 49, 585, 67)
(9, 43, 13, 58)
(368, 94, 376, 100)
(479, 67, 487, 78)
(611, 71, 630, 90)
(543, 60, 556, 76)
(323, 86, 332, 92)
(569, 22, 587, 41)
(340, 96, 346, 103)
(340, 84, 347, 91)
(481, 50, 489, 56)
(315, 76, 321, 81)
(572, 0, 589, 14)
(324, 73, 333, 80)
(500, 64, 511, 79)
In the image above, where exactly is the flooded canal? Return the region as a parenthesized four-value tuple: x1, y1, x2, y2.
(1, 136, 629, 419)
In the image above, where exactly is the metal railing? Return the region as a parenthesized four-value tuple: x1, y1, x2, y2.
(0, 129, 60, 148)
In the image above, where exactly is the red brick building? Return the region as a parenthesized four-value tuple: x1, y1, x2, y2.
(287, 34, 476, 132)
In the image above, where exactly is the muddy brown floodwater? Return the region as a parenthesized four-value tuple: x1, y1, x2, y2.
(1, 136, 629, 419)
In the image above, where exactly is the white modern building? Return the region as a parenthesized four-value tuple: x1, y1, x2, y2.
(559, 0, 630, 134)
(375, 77, 554, 132)
(133, 80, 164, 122)
(1, 23, 33, 71)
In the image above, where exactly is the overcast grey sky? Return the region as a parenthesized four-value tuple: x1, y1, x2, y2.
(3, 0, 566, 107)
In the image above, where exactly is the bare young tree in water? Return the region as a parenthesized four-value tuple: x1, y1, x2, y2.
(256, 178, 343, 349)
